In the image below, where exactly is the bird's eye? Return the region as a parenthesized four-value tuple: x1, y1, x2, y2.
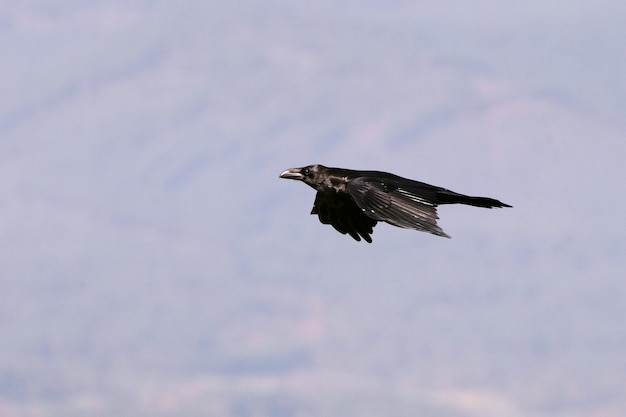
(303, 168, 310, 176)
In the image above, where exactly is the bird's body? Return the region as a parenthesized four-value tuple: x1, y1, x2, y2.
(280, 164, 511, 243)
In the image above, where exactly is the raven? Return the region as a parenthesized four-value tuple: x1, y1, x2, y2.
(280, 164, 511, 243)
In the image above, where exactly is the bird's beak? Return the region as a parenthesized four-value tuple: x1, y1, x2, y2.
(279, 168, 304, 180)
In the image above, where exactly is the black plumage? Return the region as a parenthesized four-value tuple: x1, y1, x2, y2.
(280, 164, 511, 243)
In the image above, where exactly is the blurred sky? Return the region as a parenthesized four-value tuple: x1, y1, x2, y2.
(1, 1, 625, 417)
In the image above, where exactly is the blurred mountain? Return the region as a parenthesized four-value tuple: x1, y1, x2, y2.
(1, 1, 625, 416)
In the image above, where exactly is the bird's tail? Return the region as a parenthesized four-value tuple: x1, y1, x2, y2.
(437, 190, 512, 208)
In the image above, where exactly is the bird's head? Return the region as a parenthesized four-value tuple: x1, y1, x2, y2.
(279, 164, 328, 191)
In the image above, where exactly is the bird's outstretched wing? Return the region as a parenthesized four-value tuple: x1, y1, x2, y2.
(346, 177, 451, 238)
(311, 191, 377, 243)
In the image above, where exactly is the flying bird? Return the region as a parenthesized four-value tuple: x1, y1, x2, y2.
(280, 164, 511, 243)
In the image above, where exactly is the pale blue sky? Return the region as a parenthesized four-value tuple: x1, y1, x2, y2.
(1, 1, 625, 416)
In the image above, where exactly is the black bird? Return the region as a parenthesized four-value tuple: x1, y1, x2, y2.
(280, 164, 511, 243)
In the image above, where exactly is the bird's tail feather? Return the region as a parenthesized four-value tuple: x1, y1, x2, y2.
(437, 191, 512, 208)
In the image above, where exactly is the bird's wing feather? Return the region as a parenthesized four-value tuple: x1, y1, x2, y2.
(346, 177, 451, 238)
(312, 191, 377, 243)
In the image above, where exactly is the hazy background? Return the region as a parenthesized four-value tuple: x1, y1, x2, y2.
(1, 1, 625, 416)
